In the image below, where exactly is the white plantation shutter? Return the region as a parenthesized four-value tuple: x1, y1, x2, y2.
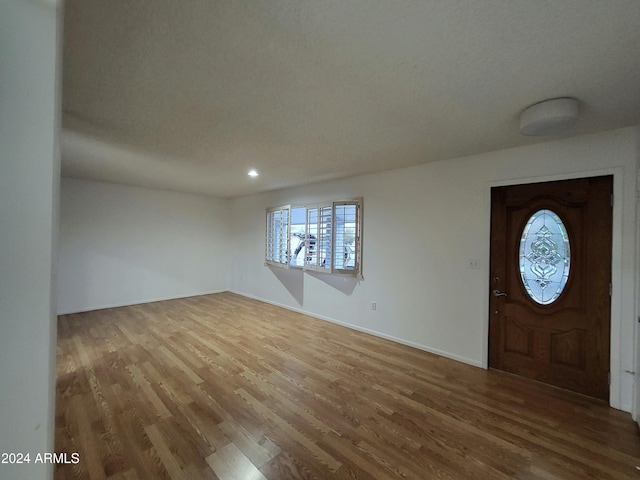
(265, 205, 290, 267)
(332, 199, 361, 275)
(304, 203, 332, 272)
(318, 204, 334, 272)
(304, 206, 318, 269)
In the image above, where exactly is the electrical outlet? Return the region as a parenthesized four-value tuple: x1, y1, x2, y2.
(371, 302, 377, 311)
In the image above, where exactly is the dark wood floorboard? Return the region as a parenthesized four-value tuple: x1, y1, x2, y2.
(54, 292, 640, 479)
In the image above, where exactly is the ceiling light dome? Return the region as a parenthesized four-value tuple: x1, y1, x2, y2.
(519, 97, 578, 136)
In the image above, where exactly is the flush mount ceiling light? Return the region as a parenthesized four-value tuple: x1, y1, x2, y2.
(519, 97, 578, 136)
(248, 169, 259, 177)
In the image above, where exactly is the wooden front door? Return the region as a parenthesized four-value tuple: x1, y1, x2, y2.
(489, 176, 612, 400)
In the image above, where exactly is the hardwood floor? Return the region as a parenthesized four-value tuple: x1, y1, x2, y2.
(55, 292, 640, 479)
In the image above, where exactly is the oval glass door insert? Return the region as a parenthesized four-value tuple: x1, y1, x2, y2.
(519, 209, 570, 305)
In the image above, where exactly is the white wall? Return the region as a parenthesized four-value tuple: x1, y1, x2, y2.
(0, 1, 60, 479)
(57, 178, 231, 314)
(635, 126, 640, 422)
(229, 126, 639, 412)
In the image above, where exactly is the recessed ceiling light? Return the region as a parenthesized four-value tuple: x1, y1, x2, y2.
(248, 169, 259, 177)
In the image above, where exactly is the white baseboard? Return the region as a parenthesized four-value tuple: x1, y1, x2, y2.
(230, 289, 484, 369)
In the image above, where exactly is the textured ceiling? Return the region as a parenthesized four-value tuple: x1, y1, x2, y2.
(62, 0, 640, 198)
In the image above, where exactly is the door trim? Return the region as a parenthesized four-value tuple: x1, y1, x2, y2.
(482, 167, 625, 409)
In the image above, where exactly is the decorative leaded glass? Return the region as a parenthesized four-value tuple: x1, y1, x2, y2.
(519, 209, 570, 305)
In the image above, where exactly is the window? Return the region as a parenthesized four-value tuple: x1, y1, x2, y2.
(265, 198, 362, 277)
(289, 206, 309, 267)
(519, 209, 570, 305)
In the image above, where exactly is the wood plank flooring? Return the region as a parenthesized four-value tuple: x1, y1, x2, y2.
(55, 292, 640, 479)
